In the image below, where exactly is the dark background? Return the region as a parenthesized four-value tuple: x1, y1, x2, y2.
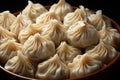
(0, 0, 120, 80)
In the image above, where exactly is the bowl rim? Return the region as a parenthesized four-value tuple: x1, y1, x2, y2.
(0, 6, 120, 80)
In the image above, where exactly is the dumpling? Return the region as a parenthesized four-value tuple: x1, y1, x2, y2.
(68, 54, 102, 79)
(79, 5, 92, 17)
(99, 27, 120, 49)
(88, 10, 106, 31)
(0, 39, 21, 63)
(50, 0, 73, 21)
(0, 26, 16, 44)
(86, 40, 118, 64)
(10, 13, 32, 37)
(35, 54, 69, 80)
(64, 6, 88, 28)
(36, 11, 60, 24)
(18, 24, 42, 44)
(0, 11, 16, 30)
(4, 50, 35, 78)
(56, 41, 82, 64)
(22, 1, 47, 22)
(22, 33, 55, 62)
(41, 19, 66, 47)
(67, 21, 99, 49)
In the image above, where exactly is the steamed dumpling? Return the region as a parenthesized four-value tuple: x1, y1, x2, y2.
(67, 21, 99, 48)
(68, 54, 102, 79)
(79, 5, 92, 17)
(99, 27, 120, 49)
(4, 50, 35, 78)
(0, 40, 21, 63)
(18, 24, 42, 44)
(0, 26, 16, 44)
(86, 40, 118, 64)
(22, 1, 47, 22)
(64, 6, 89, 28)
(88, 10, 106, 31)
(50, 0, 73, 21)
(41, 19, 66, 46)
(22, 33, 55, 61)
(36, 11, 60, 24)
(10, 13, 32, 36)
(36, 54, 69, 80)
(56, 41, 82, 64)
(0, 11, 16, 30)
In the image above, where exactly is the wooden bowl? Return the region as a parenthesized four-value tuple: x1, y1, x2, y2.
(0, 6, 120, 80)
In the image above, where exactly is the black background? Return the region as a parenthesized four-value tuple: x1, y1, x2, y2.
(0, 0, 120, 80)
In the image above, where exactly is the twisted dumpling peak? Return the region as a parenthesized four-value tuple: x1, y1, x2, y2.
(50, 0, 73, 21)
(67, 21, 99, 48)
(36, 54, 69, 80)
(4, 50, 35, 77)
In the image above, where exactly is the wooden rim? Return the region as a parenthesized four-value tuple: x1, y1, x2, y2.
(0, 6, 120, 80)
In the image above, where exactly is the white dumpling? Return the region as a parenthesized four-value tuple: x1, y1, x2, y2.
(56, 41, 82, 64)
(68, 54, 102, 79)
(0, 26, 16, 44)
(0, 40, 21, 63)
(22, 1, 47, 22)
(36, 11, 60, 24)
(88, 10, 106, 31)
(36, 54, 69, 80)
(99, 27, 120, 49)
(50, 0, 73, 21)
(41, 19, 66, 47)
(86, 40, 118, 64)
(22, 33, 55, 61)
(79, 5, 92, 17)
(67, 21, 99, 48)
(10, 13, 32, 36)
(4, 50, 35, 78)
(0, 11, 16, 30)
(64, 6, 88, 28)
(18, 24, 42, 44)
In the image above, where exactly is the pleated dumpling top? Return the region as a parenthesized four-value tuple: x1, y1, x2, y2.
(41, 19, 66, 47)
(18, 23, 42, 44)
(50, 0, 73, 21)
(36, 54, 69, 80)
(88, 10, 106, 31)
(64, 6, 89, 28)
(10, 13, 32, 36)
(0, 39, 21, 63)
(22, 1, 48, 22)
(0, 26, 16, 44)
(56, 41, 82, 64)
(99, 27, 120, 49)
(86, 40, 118, 64)
(36, 11, 60, 24)
(4, 50, 35, 78)
(67, 21, 99, 48)
(22, 33, 55, 61)
(0, 11, 16, 30)
(68, 54, 102, 79)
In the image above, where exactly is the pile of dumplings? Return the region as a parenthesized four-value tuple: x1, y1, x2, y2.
(0, 0, 120, 79)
